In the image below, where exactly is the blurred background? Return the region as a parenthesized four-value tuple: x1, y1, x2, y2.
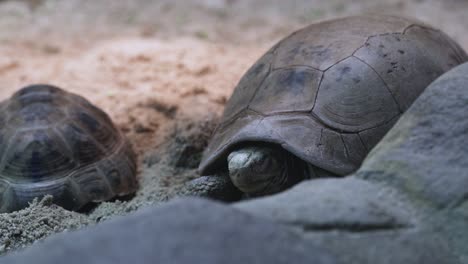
(0, 0, 466, 154)
(0, 0, 466, 46)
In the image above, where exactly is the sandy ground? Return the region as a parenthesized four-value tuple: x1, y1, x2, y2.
(0, 0, 467, 255)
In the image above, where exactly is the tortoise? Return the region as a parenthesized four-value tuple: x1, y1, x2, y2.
(0, 84, 137, 212)
(184, 15, 468, 200)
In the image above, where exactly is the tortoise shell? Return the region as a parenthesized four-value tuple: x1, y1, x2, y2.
(0, 85, 137, 212)
(199, 15, 468, 176)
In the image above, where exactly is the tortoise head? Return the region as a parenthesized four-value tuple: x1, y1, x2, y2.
(227, 145, 306, 196)
(227, 146, 284, 196)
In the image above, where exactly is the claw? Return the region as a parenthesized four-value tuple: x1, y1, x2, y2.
(180, 175, 242, 202)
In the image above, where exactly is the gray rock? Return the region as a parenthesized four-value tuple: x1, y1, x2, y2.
(302, 230, 459, 264)
(1, 198, 339, 264)
(357, 60, 468, 262)
(234, 179, 458, 264)
(358, 61, 468, 210)
(234, 177, 412, 230)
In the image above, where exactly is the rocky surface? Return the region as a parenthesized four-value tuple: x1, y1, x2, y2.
(1, 198, 339, 264)
(356, 61, 468, 262)
(234, 180, 457, 264)
(234, 178, 413, 230)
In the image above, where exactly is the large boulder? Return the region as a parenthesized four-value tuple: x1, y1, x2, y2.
(358, 61, 468, 211)
(1, 198, 338, 264)
(234, 178, 459, 264)
(356, 60, 468, 262)
(234, 177, 412, 230)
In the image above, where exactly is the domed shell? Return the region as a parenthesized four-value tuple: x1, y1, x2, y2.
(199, 15, 468, 176)
(0, 85, 137, 212)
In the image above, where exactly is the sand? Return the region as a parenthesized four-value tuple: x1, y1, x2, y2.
(0, 0, 467, 255)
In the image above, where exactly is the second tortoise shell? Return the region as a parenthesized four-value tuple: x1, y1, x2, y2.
(0, 85, 137, 212)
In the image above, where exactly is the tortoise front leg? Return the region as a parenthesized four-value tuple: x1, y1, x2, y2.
(179, 173, 242, 202)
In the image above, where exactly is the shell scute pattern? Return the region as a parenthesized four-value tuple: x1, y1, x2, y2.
(55, 122, 106, 164)
(1, 129, 77, 180)
(250, 67, 322, 114)
(65, 106, 120, 151)
(312, 56, 400, 132)
(221, 51, 274, 123)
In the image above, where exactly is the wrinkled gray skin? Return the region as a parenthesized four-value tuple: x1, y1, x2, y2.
(183, 146, 335, 201)
(228, 146, 298, 196)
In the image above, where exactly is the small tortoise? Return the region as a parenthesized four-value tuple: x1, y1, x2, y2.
(0, 84, 137, 212)
(185, 15, 468, 200)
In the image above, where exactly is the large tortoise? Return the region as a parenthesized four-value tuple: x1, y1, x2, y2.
(0, 84, 137, 212)
(185, 15, 468, 200)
